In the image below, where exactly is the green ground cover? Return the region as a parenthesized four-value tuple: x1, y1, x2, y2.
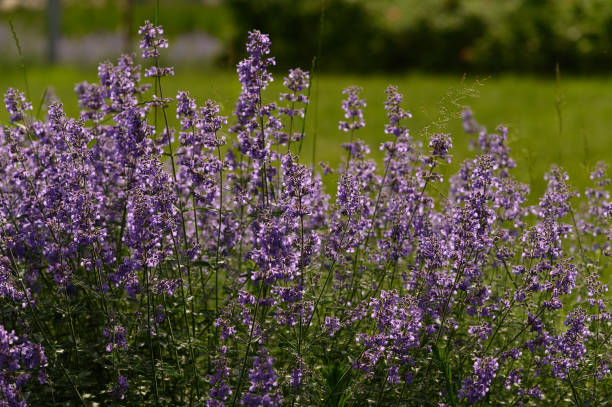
(1, 66, 611, 199)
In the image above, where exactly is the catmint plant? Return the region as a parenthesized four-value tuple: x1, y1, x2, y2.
(0, 21, 609, 407)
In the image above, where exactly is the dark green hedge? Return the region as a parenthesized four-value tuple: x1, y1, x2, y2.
(226, 0, 612, 74)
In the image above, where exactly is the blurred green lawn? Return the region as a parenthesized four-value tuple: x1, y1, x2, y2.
(1, 66, 611, 200)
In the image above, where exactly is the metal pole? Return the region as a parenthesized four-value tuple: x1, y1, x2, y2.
(47, 0, 60, 64)
(122, 0, 134, 54)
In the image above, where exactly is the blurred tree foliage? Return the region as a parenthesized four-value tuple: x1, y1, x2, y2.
(227, 0, 383, 72)
(227, 0, 612, 74)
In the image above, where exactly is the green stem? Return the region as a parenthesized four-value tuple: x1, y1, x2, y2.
(232, 282, 265, 406)
(215, 146, 224, 314)
(144, 266, 160, 406)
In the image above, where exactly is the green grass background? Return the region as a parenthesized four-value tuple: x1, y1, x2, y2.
(1, 65, 611, 200)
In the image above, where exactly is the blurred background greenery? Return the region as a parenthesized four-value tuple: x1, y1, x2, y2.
(4, 0, 612, 73)
(1, 0, 612, 198)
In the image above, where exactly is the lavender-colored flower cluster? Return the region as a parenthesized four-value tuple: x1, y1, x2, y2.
(0, 326, 47, 407)
(0, 21, 610, 406)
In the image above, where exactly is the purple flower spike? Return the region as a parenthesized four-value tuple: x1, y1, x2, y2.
(339, 86, 366, 133)
(138, 20, 169, 59)
(458, 357, 499, 403)
(241, 349, 283, 407)
(4, 88, 32, 123)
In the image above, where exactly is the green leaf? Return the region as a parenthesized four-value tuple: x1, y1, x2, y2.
(433, 343, 457, 407)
